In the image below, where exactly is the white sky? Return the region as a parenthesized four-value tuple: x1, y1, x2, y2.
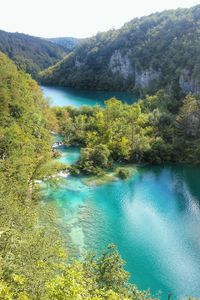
(0, 0, 199, 38)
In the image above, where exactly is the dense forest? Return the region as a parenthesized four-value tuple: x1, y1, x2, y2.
(0, 52, 160, 299)
(41, 5, 200, 95)
(0, 30, 67, 79)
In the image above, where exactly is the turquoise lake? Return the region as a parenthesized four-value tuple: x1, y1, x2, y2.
(42, 86, 200, 299)
(41, 85, 137, 107)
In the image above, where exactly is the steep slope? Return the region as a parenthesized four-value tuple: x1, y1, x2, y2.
(41, 5, 200, 95)
(47, 37, 81, 50)
(0, 30, 67, 78)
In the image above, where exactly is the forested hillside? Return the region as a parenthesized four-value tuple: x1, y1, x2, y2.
(0, 52, 158, 299)
(41, 5, 200, 95)
(0, 30, 67, 78)
(47, 36, 81, 50)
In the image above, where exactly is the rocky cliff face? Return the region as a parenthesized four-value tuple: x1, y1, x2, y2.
(73, 52, 200, 94)
(109, 56, 200, 94)
(109, 50, 134, 79)
(185, 112, 200, 137)
(75, 56, 84, 68)
(109, 50, 161, 90)
(179, 69, 200, 95)
(135, 69, 160, 89)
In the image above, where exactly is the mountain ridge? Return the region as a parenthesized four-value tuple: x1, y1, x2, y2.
(0, 29, 68, 78)
(46, 36, 81, 50)
(40, 5, 200, 96)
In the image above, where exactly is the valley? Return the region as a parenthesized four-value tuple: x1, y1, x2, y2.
(1, 3, 200, 299)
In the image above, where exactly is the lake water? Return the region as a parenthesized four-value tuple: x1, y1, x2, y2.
(42, 86, 200, 299)
(41, 85, 138, 107)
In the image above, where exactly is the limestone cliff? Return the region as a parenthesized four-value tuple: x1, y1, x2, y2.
(179, 69, 200, 95)
(75, 56, 84, 68)
(109, 50, 160, 90)
(109, 50, 134, 79)
(135, 69, 160, 89)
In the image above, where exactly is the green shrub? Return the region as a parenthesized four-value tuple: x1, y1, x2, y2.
(70, 165, 81, 176)
(116, 167, 131, 179)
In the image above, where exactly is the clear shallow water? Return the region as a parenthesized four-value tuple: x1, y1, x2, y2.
(44, 146, 200, 299)
(57, 145, 80, 165)
(41, 85, 138, 107)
